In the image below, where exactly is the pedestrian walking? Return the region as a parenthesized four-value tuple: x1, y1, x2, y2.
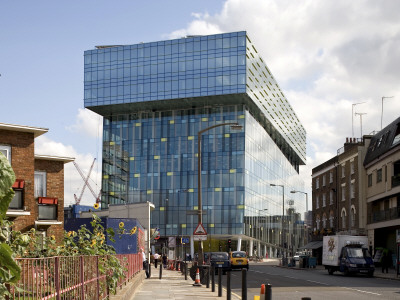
(154, 252, 160, 268)
(381, 251, 390, 273)
(162, 253, 168, 269)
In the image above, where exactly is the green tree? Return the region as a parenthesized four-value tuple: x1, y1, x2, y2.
(0, 153, 20, 297)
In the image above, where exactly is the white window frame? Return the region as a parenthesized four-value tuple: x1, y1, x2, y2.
(341, 184, 346, 201)
(316, 178, 319, 189)
(351, 206, 356, 228)
(322, 215, 327, 228)
(34, 171, 47, 198)
(0, 144, 11, 163)
(341, 209, 347, 229)
(329, 214, 334, 228)
(329, 190, 333, 205)
(350, 160, 355, 174)
(322, 175, 326, 186)
(341, 163, 346, 178)
(329, 171, 333, 183)
(316, 195, 320, 209)
(350, 180, 355, 199)
(322, 193, 326, 207)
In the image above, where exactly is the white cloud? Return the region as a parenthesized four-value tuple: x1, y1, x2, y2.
(67, 108, 103, 139)
(35, 130, 102, 207)
(169, 0, 400, 198)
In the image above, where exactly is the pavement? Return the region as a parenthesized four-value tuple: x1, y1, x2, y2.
(129, 258, 399, 300)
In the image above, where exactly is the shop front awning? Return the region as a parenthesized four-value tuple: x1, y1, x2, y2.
(299, 241, 323, 249)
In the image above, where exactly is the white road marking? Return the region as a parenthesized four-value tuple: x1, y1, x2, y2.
(306, 280, 329, 285)
(342, 287, 382, 296)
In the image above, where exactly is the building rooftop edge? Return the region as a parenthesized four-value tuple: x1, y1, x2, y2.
(34, 154, 75, 163)
(0, 122, 48, 138)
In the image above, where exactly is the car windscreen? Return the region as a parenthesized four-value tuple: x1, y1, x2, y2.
(210, 253, 229, 260)
(232, 252, 246, 258)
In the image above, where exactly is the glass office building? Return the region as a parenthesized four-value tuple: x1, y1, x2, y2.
(84, 31, 307, 256)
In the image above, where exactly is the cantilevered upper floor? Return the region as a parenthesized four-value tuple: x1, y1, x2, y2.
(84, 31, 306, 164)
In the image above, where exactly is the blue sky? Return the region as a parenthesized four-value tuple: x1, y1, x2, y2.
(1, 0, 400, 208)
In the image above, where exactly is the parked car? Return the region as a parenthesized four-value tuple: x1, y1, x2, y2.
(204, 252, 231, 274)
(230, 251, 249, 270)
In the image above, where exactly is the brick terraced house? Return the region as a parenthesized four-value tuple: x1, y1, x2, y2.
(0, 122, 74, 245)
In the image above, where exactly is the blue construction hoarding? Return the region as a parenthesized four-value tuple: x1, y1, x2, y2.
(64, 216, 144, 254)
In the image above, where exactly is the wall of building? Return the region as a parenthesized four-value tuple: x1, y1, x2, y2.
(35, 159, 65, 242)
(0, 129, 36, 232)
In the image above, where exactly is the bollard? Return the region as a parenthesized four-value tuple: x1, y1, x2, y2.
(206, 266, 210, 288)
(211, 266, 215, 292)
(149, 262, 151, 278)
(184, 262, 187, 280)
(159, 262, 162, 279)
(301, 298, 311, 300)
(242, 268, 247, 300)
(218, 268, 222, 297)
(265, 283, 272, 300)
(227, 270, 231, 300)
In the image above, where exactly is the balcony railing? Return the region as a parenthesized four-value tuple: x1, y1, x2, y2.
(368, 207, 400, 224)
(392, 175, 400, 188)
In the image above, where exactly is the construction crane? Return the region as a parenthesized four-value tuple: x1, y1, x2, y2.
(73, 158, 101, 205)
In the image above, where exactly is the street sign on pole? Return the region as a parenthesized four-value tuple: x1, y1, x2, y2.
(193, 235, 207, 241)
(193, 223, 207, 235)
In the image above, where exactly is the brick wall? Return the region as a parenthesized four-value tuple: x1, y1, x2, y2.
(35, 159, 65, 242)
(0, 129, 36, 232)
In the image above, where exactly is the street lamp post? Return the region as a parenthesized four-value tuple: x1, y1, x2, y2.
(197, 122, 242, 265)
(290, 190, 309, 248)
(270, 184, 285, 263)
(352, 102, 366, 138)
(290, 190, 308, 212)
(381, 96, 394, 130)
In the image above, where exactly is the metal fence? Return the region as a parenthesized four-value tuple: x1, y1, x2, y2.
(11, 253, 142, 300)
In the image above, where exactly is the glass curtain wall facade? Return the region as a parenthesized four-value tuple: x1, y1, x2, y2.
(84, 31, 307, 254)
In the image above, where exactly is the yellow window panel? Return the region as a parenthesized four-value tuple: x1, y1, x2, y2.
(154, 155, 160, 159)
(215, 187, 221, 192)
(110, 141, 115, 145)
(188, 188, 194, 193)
(134, 174, 140, 178)
(193, 205, 198, 210)
(169, 120, 175, 124)
(237, 205, 245, 209)
(230, 169, 236, 173)
(129, 157, 135, 161)
(147, 190, 152, 194)
(239, 115, 245, 119)
(224, 134, 230, 138)
(160, 207, 165, 211)
(103, 175, 109, 179)
(135, 123, 141, 127)
(210, 224, 215, 228)
(181, 224, 186, 228)
(188, 136, 194, 140)
(167, 172, 173, 176)
(202, 117, 208, 121)
(109, 192, 115, 196)
(161, 138, 167, 142)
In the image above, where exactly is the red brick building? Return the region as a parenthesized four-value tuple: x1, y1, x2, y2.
(0, 122, 73, 244)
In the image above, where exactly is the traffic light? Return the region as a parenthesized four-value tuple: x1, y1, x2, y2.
(228, 239, 231, 245)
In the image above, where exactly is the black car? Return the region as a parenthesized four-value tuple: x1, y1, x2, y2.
(204, 252, 231, 274)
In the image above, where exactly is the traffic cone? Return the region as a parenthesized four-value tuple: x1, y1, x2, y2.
(177, 262, 181, 271)
(260, 284, 266, 300)
(193, 268, 202, 286)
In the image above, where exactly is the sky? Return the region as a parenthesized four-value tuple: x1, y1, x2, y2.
(1, 0, 399, 209)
